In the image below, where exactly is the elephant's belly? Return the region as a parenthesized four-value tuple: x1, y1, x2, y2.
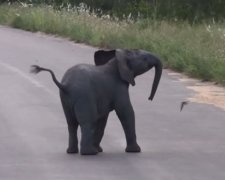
(96, 101, 114, 118)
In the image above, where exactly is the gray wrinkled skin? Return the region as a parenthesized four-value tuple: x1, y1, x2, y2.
(32, 49, 162, 155)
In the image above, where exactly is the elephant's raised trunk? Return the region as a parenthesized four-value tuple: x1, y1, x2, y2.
(148, 58, 162, 101)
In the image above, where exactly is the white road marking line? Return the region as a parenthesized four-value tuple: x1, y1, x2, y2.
(0, 61, 57, 98)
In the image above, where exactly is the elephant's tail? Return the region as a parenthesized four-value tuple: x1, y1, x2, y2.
(30, 65, 67, 93)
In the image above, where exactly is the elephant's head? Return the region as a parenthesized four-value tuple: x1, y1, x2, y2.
(94, 49, 162, 100)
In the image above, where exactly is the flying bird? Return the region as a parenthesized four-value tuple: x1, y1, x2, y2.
(180, 101, 189, 111)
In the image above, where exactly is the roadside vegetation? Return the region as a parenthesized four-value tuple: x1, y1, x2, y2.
(0, 4, 225, 85)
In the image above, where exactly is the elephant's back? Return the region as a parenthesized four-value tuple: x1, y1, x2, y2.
(62, 64, 95, 80)
(61, 64, 97, 92)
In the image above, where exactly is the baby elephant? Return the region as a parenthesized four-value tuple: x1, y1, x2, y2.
(31, 49, 162, 155)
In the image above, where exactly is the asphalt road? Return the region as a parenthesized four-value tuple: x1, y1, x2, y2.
(0, 26, 225, 180)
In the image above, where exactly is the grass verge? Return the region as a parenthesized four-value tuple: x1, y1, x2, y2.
(0, 4, 225, 85)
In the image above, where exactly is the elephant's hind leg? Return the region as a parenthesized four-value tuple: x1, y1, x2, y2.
(93, 114, 109, 152)
(74, 101, 98, 155)
(61, 100, 79, 154)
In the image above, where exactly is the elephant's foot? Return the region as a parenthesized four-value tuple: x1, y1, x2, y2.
(80, 146, 98, 155)
(125, 143, 141, 153)
(95, 145, 103, 152)
(67, 147, 79, 154)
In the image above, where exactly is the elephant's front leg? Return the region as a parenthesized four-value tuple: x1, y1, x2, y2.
(115, 93, 141, 153)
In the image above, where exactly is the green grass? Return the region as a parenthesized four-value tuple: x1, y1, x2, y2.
(0, 4, 225, 85)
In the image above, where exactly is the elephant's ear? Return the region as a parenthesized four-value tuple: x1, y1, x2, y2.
(94, 50, 116, 66)
(115, 49, 135, 86)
